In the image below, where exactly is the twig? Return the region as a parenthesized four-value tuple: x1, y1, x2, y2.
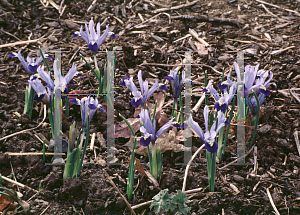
(189, 28, 209, 47)
(182, 144, 205, 192)
(265, 184, 281, 215)
(153, 0, 200, 13)
(271, 46, 295, 56)
(260, 4, 290, 22)
(0, 104, 47, 141)
(143, 0, 169, 8)
(218, 145, 255, 170)
(251, 146, 258, 176)
(255, 0, 300, 17)
(192, 93, 206, 113)
(90, 133, 96, 151)
(39, 203, 51, 215)
(0, 28, 21, 41)
(171, 15, 245, 28)
(294, 130, 300, 157)
(87, 0, 97, 12)
(103, 170, 136, 215)
(0, 39, 40, 49)
(1, 175, 39, 193)
(289, 88, 300, 103)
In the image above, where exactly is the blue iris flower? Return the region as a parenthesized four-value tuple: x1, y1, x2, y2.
(138, 109, 174, 146)
(69, 96, 106, 131)
(72, 20, 117, 54)
(187, 106, 227, 153)
(163, 70, 192, 100)
(120, 70, 167, 108)
(7, 49, 52, 76)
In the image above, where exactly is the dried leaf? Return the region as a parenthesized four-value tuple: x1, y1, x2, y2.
(0, 190, 16, 213)
(115, 118, 140, 138)
(125, 130, 190, 155)
(128, 158, 147, 177)
(194, 42, 208, 56)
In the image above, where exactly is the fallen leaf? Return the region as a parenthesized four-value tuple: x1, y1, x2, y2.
(125, 130, 190, 155)
(0, 190, 17, 214)
(128, 158, 147, 177)
(195, 42, 208, 56)
(115, 118, 140, 138)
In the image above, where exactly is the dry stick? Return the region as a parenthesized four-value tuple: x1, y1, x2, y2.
(265, 185, 281, 215)
(182, 144, 205, 192)
(294, 130, 300, 157)
(140, 62, 222, 75)
(153, 0, 200, 13)
(39, 203, 51, 215)
(192, 93, 206, 113)
(103, 170, 136, 215)
(0, 104, 47, 141)
(260, 4, 291, 22)
(0, 28, 21, 41)
(129, 13, 170, 30)
(1, 175, 39, 193)
(143, 0, 169, 8)
(271, 46, 295, 56)
(189, 28, 209, 47)
(289, 88, 300, 103)
(218, 145, 255, 170)
(0, 39, 40, 49)
(255, 0, 300, 17)
(171, 15, 245, 28)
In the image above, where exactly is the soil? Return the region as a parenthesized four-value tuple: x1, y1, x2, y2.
(0, 0, 300, 214)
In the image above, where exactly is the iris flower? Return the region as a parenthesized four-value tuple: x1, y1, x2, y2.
(139, 109, 174, 146)
(72, 20, 117, 53)
(7, 49, 52, 76)
(120, 70, 167, 108)
(187, 106, 227, 153)
(214, 82, 236, 112)
(163, 70, 192, 100)
(69, 96, 106, 130)
(27, 75, 53, 103)
(246, 69, 277, 116)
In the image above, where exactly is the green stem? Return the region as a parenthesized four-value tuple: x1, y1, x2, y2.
(77, 116, 90, 176)
(221, 91, 237, 157)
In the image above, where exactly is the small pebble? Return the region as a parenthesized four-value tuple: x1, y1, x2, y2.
(233, 175, 244, 183)
(270, 167, 276, 173)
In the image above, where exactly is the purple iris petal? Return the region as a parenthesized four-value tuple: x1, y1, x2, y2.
(218, 82, 228, 90)
(35, 94, 45, 103)
(163, 76, 174, 81)
(88, 43, 98, 52)
(28, 64, 39, 73)
(99, 105, 106, 113)
(69, 99, 80, 105)
(72, 32, 80, 38)
(131, 98, 142, 108)
(258, 88, 270, 96)
(159, 84, 168, 90)
(214, 102, 227, 112)
(7, 53, 17, 58)
(205, 141, 218, 153)
(140, 136, 151, 146)
(120, 77, 130, 87)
